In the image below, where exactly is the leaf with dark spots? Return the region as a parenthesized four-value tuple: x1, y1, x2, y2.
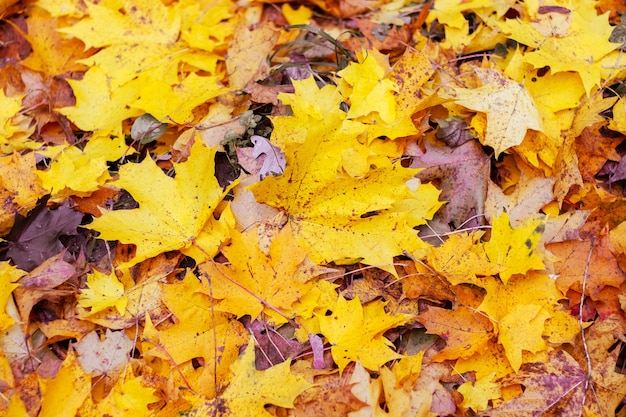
(408, 139, 489, 229)
(5, 197, 83, 271)
(479, 350, 586, 417)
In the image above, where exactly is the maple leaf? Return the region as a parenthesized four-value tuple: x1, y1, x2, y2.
(78, 367, 160, 417)
(572, 315, 626, 415)
(550, 235, 626, 304)
(74, 329, 133, 377)
(192, 340, 311, 416)
(485, 159, 555, 227)
(226, 18, 278, 89)
(5, 198, 83, 271)
(250, 79, 442, 274)
(142, 273, 248, 396)
(452, 68, 543, 157)
(38, 351, 91, 417)
(317, 295, 412, 372)
(54, 0, 231, 137)
(476, 273, 571, 371)
(480, 350, 586, 417)
(0, 89, 36, 154)
(77, 270, 128, 316)
(417, 305, 493, 361)
(494, 0, 619, 95)
(294, 369, 368, 415)
(199, 225, 325, 322)
(89, 138, 231, 267)
(36, 136, 128, 199)
(0, 152, 45, 235)
(483, 211, 545, 283)
(409, 138, 489, 229)
(20, 6, 89, 76)
(428, 231, 500, 286)
(0, 262, 24, 331)
(337, 48, 399, 124)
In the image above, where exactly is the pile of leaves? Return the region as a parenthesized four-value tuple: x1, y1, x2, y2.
(1, 0, 626, 415)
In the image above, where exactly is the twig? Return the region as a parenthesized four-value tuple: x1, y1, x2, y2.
(579, 237, 595, 413)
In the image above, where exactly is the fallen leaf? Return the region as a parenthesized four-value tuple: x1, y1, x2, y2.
(551, 235, 626, 309)
(38, 351, 90, 417)
(417, 305, 493, 362)
(251, 95, 442, 274)
(89, 138, 231, 267)
(409, 138, 490, 229)
(191, 339, 312, 416)
(479, 350, 586, 417)
(199, 224, 324, 323)
(0, 152, 45, 235)
(74, 329, 133, 377)
(318, 295, 411, 372)
(0, 262, 25, 331)
(5, 198, 83, 271)
(77, 269, 127, 316)
(484, 212, 546, 283)
(453, 69, 543, 157)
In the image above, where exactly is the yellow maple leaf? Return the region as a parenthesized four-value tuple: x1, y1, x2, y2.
(20, 6, 88, 75)
(89, 137, 231, 267)
(38, 351, 91, 417)
(251, 76, 442, 274)
(477, 273, 566, 371)
(0, 152, 44, 234)
(191, 339, 311, 416)
(0, 262, 24, 332)
(428, 231, 500, 285)
(77, 270, 128, 316)
(199, 224, 326, 323)
(498, 304, 550, 372)
(494, 0, 618, 95)
(453, 68, 542, 157)
(142, 273, 248, 397)
(483, 211, 545, 283)
(337, 49, 399, 124)
(37, 136, 128, 199)
(56, 0, 231, 137)
(252, 153, 441, 275)
(0, 89, 36, 154)
(318, 295, 412, 373)
(455, 341, 513, 412)
(79, 367, 159, 417)
(58, 0, 180, 48)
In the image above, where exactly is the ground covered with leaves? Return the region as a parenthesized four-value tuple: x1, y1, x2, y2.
(1, 0, 626, 415)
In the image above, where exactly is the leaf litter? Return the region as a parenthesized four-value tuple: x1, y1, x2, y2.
(1, 0, 626, 416)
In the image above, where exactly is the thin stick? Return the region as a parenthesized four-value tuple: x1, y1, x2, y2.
(143, 337, 196, 393)
(578, 237, 595, 414)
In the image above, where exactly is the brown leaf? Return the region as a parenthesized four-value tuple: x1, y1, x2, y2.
(550, 235, 626, 303)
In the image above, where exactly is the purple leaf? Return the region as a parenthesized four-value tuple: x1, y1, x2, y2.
(243, 317, 303, 370)
(409, 140, 489, 229)
(5, 198, 83, 271)
(250, 135, 286, 179)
